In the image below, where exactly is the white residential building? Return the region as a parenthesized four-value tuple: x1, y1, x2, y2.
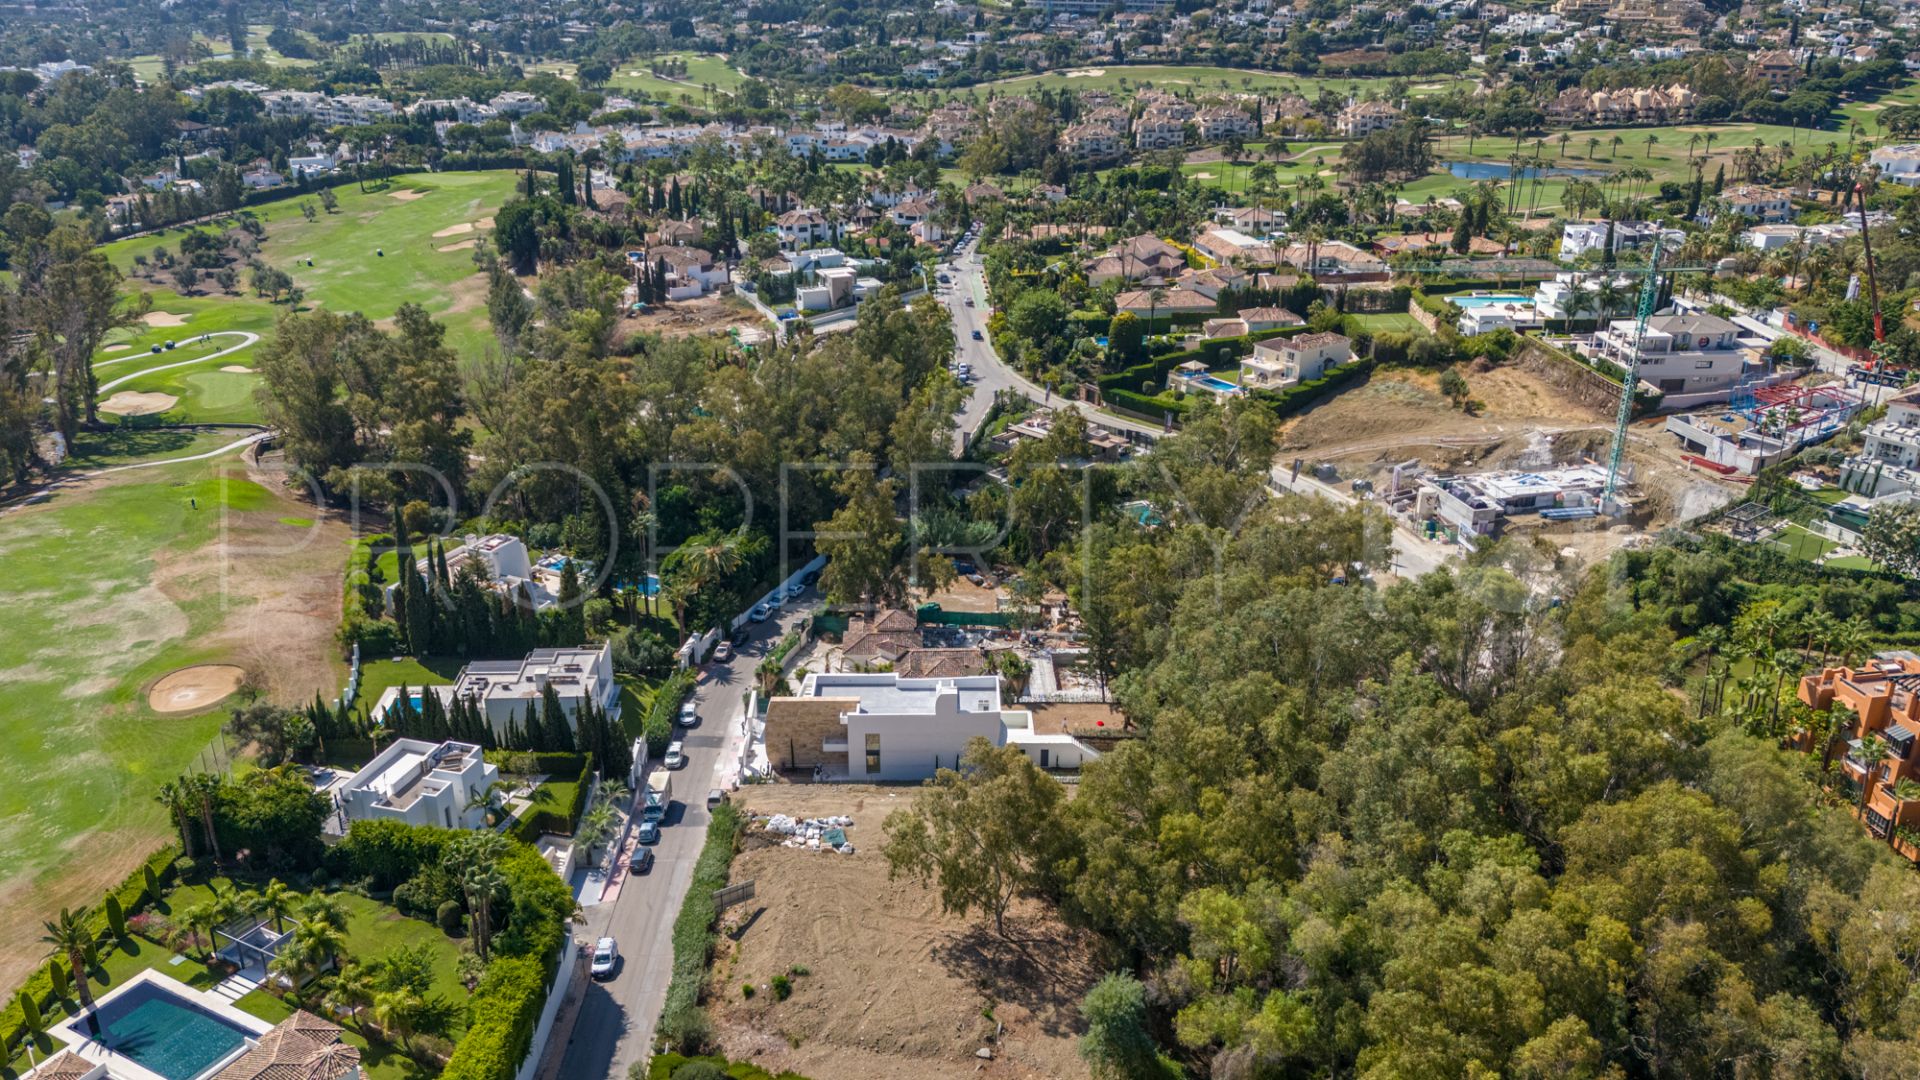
(765, 673, 1099, 780)
(1558, 220, 1685, 260)
(1718, 185, 1795, 223)
(1588, 312, 1760, 403)
(1841, 387, 1920, 496)
(1870, 143, 1920, 185)
(1336, 101, 1402, 137)
(776, 207, 833, 249)
(336, 739, 498, 831)
(444, 643, 622, 735)
(1531, 272, 1637, 320)
(1241, 332, 1351, 390)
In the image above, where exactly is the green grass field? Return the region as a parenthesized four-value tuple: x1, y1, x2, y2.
(95, 171, 519, 419)
(533, 52, 745, 103)
(0, 458, 346, 994)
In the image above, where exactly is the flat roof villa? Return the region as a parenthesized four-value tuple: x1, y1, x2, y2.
(369, 643, 620, 739)
(334, 738, 498, 831)
(765, 673, 1100, 781)
(25, 970, 360, 1080)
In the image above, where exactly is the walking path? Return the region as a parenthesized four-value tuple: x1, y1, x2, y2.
(97, 331, 260, 393)
(85, 430, 271, 475)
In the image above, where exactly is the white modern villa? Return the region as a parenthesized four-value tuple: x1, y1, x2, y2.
(368, 643, 621, 740)
(764, 673, 1100, 780)
(382, 533, 568, 613)
(335, 738, 498, 831)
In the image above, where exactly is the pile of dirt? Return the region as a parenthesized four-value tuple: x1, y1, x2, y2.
(713, 787, 1098, 1080)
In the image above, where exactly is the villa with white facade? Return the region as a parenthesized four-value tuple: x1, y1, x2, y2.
(1841, 386, 1920, 497)
(764, 673, 1099, 780)
(336, 738, 498, 831)
(1587, 312, 1762, 405)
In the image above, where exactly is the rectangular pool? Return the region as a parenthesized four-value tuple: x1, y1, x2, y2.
(68, 979, 254, 1080)
(1450, 294, 1531, 309)
(1192, 375, 1242, 393)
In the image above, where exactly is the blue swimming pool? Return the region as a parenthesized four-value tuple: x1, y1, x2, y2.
(1450, 294, 1531, 309)
(1446, 161, 1610, 181)
(1191, 375, 1242, 393)
(69, 980, 254, 1080)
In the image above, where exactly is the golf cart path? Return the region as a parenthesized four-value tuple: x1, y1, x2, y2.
(86, 430, 271, 475)
(96, 331, 260, 392)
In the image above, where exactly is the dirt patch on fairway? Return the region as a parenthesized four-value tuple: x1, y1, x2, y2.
(431, 222, 475, 238)
(437, 239, 477, 252)
(713, 787, 1098, 1080)
(141, 310, 189, 328)
(220, 365, 254, 373)
(388, 188, 428, 201)
(147, 664, 247, 714)
(99, 391, 179, 416)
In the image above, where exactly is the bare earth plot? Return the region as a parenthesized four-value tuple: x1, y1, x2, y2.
(713, 787, 1099, 1080)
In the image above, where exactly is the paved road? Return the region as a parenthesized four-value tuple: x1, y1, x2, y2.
(96, 331, 260, 392)
(557, 600, 815, 1080)
(936, 239, 1166, 448)
(1268, 464, 1456, 578)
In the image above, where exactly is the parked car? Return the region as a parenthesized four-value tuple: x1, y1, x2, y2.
(664, 741, 687, 769)
(590, 937, 618, 979)
(964, 298, 975, 307)
(678, 701, 699, 727)
(784, 582, 805, 602)
(629, 847, 654, 874)
(637, 820, 661, 844)
(749, 602, 771, 623)
(707, 788, 728, 809)
(971, 329, 983, 340)
(713, 641, 733, 662)
(801, 569, 821, 588)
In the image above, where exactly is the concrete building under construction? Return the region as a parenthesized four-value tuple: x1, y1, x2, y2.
(1417, 464, 1611, 539)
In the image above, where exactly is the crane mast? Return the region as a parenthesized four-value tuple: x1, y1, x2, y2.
(1602, 235, 1665, 510)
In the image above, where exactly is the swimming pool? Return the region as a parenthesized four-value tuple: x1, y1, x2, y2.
(1189, 375, 1243, 394)
(68, 979, 254, 1080)
(1450, 294, 1531, 309)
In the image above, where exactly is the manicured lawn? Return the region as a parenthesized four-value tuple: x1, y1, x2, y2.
(618, 676, 659, 741)
(353, 657, 464, 721)
(1772, 524, 1839, 561)
(1352, 312, 1421, 334)
(98, 170, 520, 361)
(0, 459, 343, 993)
(534, 52, 745, 102)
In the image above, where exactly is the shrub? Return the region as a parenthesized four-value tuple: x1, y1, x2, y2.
(788, 964, 809, 977)
(741, 982, 756, 999)
(645, 670, 696, 758)
(671, 1063, 728, 1080)
(105, 895, 127, 939)
(437, 900, 465, 935)
(656, 1005, 715, 1056)
(660, 804, 744, 1046)
(770, 974, 792, 1001)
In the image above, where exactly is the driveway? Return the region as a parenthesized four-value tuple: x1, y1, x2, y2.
(554, 598, 815, 1080)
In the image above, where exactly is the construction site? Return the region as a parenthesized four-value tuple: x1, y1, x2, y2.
(1663, 382, 1866, 477)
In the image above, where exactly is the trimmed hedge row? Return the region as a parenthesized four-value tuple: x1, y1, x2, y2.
(483, 750, 592, 776)
(645, 669, 697, 759)
(2, 844, 180, 1053)
(511, 753, 594, 843)
(440, 839, 576, 1080)
(658, 803, 745, 1048)
(1099, 325, 1307, 398)
(1264, 357, 1375, 416)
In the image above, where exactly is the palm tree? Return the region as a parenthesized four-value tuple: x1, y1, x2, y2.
(1687, 132, 1702, 164)
(1696, 625, 1728, 717)
(370, 988, 425, 1053)
(1643, 133, 1659, 159)
(288, 919, 346, 980)
(181, 902, 221, 959)
(1586, 135, 1601, 160)
(257, 879, 297, 934)
(464, 780, 515, 828)
(298, 894, 347, 934)
(154, 781, 197, 856)
(183, 773, 224, 863)
(575, 800, 619, 864)
(41, 908, 97, 1014)
(324, 962, 377, 1031)
(1854, 732, 1890, 818)
(463, 864, 506, 960)
(1558, 132, 1572, 159)
(1609, 134, 1624, 159)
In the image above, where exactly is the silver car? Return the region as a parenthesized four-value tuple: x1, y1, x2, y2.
(590, 937, 618, 980)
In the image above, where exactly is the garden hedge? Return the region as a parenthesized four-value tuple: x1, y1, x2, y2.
(510, 753, 594, 844)
(2, 844, 180, 1053)
(648, 1053, 816, 1080)
(658, 803, 745, 1046)
(645, 669, 697, 759)
(482, 750, 591, 776)
(438, 839, 575, 1080)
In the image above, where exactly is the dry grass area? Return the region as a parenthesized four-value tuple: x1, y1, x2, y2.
(711, 786, 1099, 1080)
(616, 294, 769, 344)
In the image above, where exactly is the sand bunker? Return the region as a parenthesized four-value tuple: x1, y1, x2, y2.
(147, 665, 246, 714)
(99, 391, 178, 416)
(1192, 171, 1216, 179)
(437, 239, 477, 253)
(1063, 68, 1107, 77)
(389, 189, 427, 201)
(142, 311, 189, 328)
(431, 222, 474, 238)
(219, 365, 254, 373)
(477, 217, 494, 229)
(103, 344, 131, 353)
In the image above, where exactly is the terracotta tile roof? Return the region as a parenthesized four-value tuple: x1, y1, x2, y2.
(26, 1052, 98, 1080)
(212, 1010, 360, 1080)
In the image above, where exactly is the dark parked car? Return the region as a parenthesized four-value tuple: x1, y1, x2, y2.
(629, 847, 654, 874)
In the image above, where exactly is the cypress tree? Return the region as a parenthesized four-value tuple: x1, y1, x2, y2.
(390, 506, 412, 645)
(541, 684, 576, 753)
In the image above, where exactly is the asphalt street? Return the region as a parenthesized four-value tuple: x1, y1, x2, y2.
(555, 599, 813, 1080)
